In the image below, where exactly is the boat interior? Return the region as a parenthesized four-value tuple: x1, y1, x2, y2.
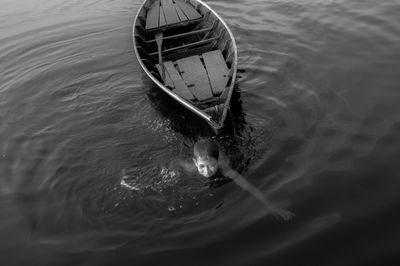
(134, 0, 236, 113)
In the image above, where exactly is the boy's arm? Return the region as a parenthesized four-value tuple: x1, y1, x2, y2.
(221, 164, 294, 221)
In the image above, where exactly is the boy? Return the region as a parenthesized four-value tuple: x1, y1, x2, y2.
(175, 139, 294, 221)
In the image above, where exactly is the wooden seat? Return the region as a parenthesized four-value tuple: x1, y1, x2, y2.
(202, 50, 229, 94)
(157, 61, 195, 100)
(156, 49, 229, 102)
(145, 0, 202, 31)
(177, 55, 213, 100)
(149, 35, 220, 57)
(146, 26, 214, 44)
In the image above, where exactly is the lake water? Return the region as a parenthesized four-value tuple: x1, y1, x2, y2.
(1, 0, 400, 265)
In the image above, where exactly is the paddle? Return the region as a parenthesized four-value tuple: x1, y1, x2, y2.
(155, 31, 165, 82)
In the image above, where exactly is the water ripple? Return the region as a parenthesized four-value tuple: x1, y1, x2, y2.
(1, 0, 400, 264)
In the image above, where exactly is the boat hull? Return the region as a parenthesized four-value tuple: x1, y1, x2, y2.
(133, 0, 237, 133)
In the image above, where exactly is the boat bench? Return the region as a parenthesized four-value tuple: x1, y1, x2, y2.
(157, 49, 229, 102)
(145, 0, 202, 31)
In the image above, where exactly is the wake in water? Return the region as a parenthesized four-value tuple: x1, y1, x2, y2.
(117, 162, 215, 212)
(120, 166, 180, 192)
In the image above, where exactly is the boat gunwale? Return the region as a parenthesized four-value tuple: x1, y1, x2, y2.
(132, 0, 238, 132)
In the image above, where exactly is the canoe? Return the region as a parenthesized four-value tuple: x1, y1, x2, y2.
(132, 0, 238, 133)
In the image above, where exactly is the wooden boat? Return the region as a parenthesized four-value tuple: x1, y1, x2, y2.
(132, 0, 237, 133)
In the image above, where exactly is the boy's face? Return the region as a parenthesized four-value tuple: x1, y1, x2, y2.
(193, 156, 219, 178)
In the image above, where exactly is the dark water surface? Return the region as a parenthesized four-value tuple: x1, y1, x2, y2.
(1, 0, 400, 265)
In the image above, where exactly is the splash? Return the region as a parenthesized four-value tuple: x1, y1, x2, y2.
(120, 166, 180, 193)
(120, 176, 140, 191)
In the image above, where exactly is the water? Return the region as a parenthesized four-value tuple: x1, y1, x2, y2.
(1, 0, 400, 265)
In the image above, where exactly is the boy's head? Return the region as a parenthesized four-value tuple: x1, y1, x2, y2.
(193, 139, 219, 178)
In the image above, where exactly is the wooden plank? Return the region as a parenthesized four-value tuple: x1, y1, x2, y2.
(149, 35, 220, 56)
(161, 61, 195, 100)
(156, 64, 173, 87)
(164, 61, 181, 81)
(164, 43, 214, 61)
(175, 0, 201, 20)
(161, 0, 180, 25)
(145, 0, 160, 30)
(159, 4, 167, 27)
(202, 50, 229, 94)
(173, 2, 188, 21)
(173, 79, 195, 100)
(146, 27, 212, 44)
(177, 55, 213, 100)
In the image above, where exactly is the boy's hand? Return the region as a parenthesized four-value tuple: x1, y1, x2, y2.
(272, 208, 295, 221)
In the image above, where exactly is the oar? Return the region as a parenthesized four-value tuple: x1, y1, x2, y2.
(155, 31, 165, 82)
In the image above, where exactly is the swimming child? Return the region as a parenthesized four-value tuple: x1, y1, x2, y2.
(173, 139, 294, 221)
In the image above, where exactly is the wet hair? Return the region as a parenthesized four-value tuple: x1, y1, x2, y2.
(193, 139, 219, 160)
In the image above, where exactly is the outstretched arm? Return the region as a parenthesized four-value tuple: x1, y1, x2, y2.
(222, 166, 294, 221)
